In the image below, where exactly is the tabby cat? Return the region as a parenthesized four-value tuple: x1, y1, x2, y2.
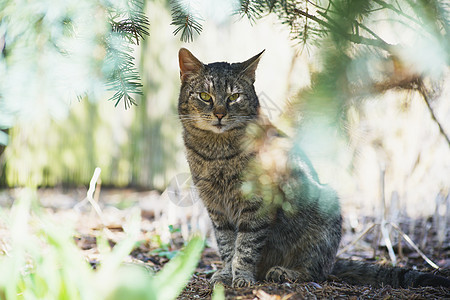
(177, 48, 450, 289)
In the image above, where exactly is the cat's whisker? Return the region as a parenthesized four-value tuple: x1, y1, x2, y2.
(178, 116, 204, 121)
(177, 115, 200, 118)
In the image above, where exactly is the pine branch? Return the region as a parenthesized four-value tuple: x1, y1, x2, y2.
(291, 7, 395, 52)
(373, 0, 423, 27)
(234, 0, 265, 23)
(170, 0, 203, 42)
(104, 36, 143, 109)
(110, 0, 150, 45)
(111, 18, 149, 45)
(104, 0, 149, 108)
(259, 1, 405, 52)
(267, 1, 326, 47)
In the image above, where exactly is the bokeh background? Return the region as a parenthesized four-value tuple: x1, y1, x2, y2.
(1, 0, 449, 247)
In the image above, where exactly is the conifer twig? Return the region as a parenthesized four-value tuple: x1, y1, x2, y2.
(105, 0, 148, 108)
(170, 0, 203, 42)
(295, 8, 395, 52)
(417, 82, 450, 147)
(373, 0, 423, 27)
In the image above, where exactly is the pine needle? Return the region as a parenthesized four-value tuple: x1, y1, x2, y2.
(170, 0, 203, 42)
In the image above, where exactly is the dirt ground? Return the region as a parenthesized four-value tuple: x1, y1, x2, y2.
(179, 251, 450, 299)
(1, 188, 449, 299)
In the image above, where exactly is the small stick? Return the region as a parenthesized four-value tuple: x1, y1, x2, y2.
(86, 168, 106, 224)
(381, 220, 396, 265)
(338, 223, 377, 256)
(76, 167, 115, 240)
(379, 164, 395, 264)
(0, 240, 10, 256)
(371, 222, 381, 259)
(93, 175, 102, 204)
(389, 222, 440, 269)
(398, 226, 403, 260)
(417, 81, 450, 147)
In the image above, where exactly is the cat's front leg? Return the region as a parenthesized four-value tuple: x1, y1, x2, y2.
(211, 263, 232, 286)
(209, 210, 236, 286)
(232, 219, 270, 288)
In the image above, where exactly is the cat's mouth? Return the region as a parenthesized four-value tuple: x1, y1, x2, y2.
(210, 121, 227, 133)
(212, 123, 225, 133)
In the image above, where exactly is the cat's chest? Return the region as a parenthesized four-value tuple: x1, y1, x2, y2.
(188, 148, 248, 186)
(186, 146, 250, 207)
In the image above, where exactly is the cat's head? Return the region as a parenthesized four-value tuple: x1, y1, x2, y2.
(178, 48, 264, 134)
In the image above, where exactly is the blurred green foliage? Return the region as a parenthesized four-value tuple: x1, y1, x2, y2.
(1, 0, 449, 190)
(149, 225, 182, 259)
(261, 0, 449, 149)
(0, 0, 148, 140)
(0, 189, 204, 300)
(171, 0, 449, 144)
(1, 1, 180, 189)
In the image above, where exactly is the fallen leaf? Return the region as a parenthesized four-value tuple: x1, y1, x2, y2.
(253, 289, 294, 300)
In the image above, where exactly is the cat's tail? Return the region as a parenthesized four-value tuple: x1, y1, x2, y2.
(331, 259, 450, 288)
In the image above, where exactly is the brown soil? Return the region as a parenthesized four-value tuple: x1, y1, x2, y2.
(178, 244, 450, 299)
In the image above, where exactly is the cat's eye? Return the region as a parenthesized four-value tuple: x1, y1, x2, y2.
(228, 93, 239, 102)
(199, 92, 211, 102)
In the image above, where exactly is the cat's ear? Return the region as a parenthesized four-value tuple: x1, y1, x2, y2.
(237, 50, 265, 83)
(179, 48, 204, 82)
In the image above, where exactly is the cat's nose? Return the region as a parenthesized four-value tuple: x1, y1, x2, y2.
(215, 113, 225, 120)
(213, 106, 227, 121)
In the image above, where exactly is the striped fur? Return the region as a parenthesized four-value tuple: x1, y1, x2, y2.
(177, 48, 450, 289)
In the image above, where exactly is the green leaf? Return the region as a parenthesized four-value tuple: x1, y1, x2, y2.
(211, 283, 225, 300)
(107, 265, 156, 300)
(96, 208, 142, 280)
(168, 224, 181, 234)
(152, 250, 180, 259)
(153, 236, 204, 300)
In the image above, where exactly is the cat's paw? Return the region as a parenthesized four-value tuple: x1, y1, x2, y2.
(265, 266, 299, 283)
(210, 269, 232, 287)
(232, 276, 255, 288)
(265, 266, 288, 283)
